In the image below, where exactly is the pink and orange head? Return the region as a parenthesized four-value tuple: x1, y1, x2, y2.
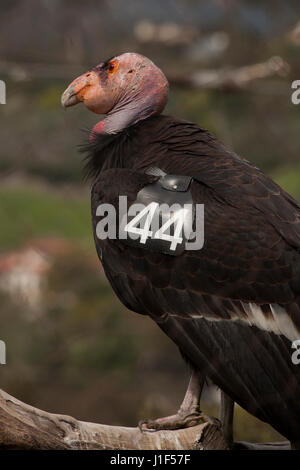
(61, 53, 169, 118)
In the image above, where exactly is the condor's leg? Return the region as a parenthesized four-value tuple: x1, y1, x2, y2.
(139, 370, 211, 431)
(220, 391, 234, 447)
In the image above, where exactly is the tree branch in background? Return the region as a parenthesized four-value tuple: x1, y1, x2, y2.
(168, 56, 290, 91)
(0, 56, 289, 92)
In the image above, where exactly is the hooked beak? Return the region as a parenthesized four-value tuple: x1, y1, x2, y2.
(61, 85, 80, 108)
(61, 71, 97, 108)
(61, 69, 113, 114)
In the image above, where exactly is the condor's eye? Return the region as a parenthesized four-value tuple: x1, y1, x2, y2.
(108, 62, 115, 72)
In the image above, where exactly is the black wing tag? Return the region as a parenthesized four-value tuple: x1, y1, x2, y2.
(119, 173, 196, 256)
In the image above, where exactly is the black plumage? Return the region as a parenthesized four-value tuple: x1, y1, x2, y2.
(87, 114, 300, 442)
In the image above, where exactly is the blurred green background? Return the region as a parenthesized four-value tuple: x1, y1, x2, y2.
(1, 0, 300, 443)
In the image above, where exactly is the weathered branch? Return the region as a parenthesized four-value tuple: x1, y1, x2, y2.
(0, 388, 228, 450)
(0, 388, 291, 450)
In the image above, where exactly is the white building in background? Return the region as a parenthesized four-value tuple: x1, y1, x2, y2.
(0, 247, 49, 310)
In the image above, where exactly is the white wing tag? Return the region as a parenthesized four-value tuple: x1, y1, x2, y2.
(124, 202, 191, 252)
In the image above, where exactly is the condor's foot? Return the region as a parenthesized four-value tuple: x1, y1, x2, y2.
(139, 409, 215, 432)
(138, 370, 216, 433)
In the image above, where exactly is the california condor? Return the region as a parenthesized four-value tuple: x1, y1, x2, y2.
(62, 53, 300, 448)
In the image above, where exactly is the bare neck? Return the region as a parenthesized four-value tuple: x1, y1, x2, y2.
(92, 90, 166, 136)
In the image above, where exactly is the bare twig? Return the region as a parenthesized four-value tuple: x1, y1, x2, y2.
(168, 56, 290, 90)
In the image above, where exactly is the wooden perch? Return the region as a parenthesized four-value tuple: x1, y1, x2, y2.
(0, 388, 228, 450)
(0, 388, 290, 450)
